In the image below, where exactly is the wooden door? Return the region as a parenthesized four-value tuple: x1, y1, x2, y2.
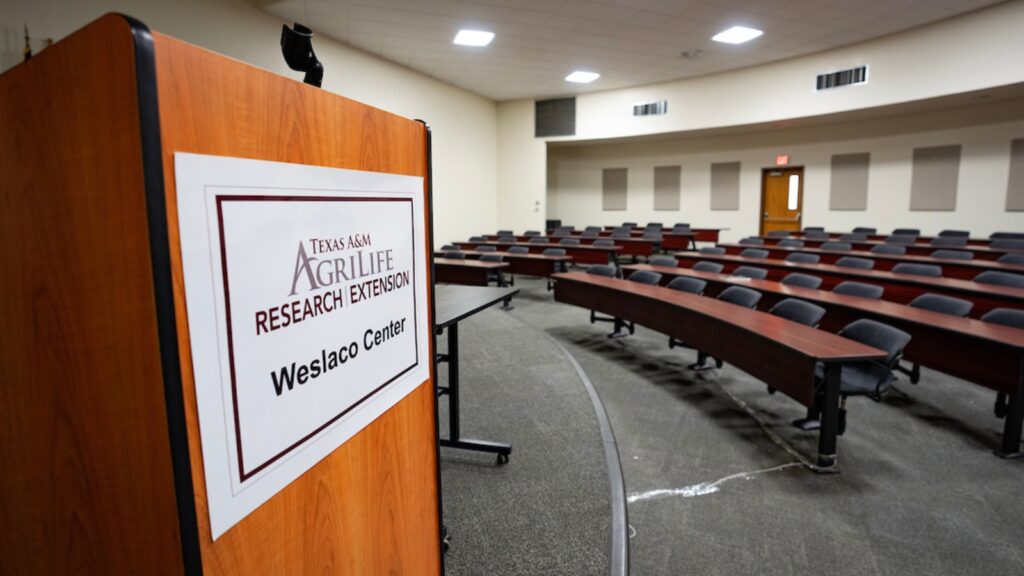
(760, 167, 804, 235)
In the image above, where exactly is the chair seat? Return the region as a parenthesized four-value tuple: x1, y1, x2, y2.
(815, 362, 894, 398)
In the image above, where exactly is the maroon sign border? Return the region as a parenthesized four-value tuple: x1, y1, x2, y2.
(214, 195, 420, 482)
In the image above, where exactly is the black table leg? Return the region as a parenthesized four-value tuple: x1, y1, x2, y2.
(995, 369, 1023, 459)
(438, 323, 512, 463)
(815, 364, 841, 473)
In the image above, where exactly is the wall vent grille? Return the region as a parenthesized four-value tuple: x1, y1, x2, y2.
(816, 66, 868, 90)
(633, 100, 668, 116)
(535, 97, 576, 137)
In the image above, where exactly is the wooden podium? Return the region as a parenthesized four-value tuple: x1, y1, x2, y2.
(0, 14, 441, 575)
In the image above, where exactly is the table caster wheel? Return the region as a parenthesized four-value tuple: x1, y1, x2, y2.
(496, 453, 510, 465)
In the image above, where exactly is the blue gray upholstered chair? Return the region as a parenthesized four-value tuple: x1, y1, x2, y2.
(733, 266, 768, 279)
(786, 252, 820, 264)
(770, 298, 826, 328)
(782, 272, 823, 289)
(835, 256, 874, 270)
(892, 262, 941, 277)
(832, 281, 884, 299)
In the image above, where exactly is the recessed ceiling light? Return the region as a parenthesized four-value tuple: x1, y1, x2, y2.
(453, 29, 494, 47)
(712, 25, 763, 44)
(565, 71, 600, 83)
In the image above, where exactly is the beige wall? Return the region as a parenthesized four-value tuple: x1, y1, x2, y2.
(1, 0, 497, 245)
(547, 99, 1024, 242)
(499, 0, 1024, 236)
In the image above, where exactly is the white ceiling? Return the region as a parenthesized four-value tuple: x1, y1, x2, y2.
(261, 0, 1004, 102)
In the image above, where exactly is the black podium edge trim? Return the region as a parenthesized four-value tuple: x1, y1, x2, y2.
(415, 118, 446, 575)
(122, 14, 203, 575)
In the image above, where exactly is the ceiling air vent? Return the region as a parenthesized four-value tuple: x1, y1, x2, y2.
(816, 65, 868, 91)
(634, 100, 668, 116)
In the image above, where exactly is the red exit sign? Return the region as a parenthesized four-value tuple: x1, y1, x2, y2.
(775, 154, 790, 166)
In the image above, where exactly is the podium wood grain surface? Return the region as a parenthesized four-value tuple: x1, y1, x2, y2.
(1, 14, 440, 575)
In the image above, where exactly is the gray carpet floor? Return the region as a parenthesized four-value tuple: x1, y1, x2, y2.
(439, 276, 1024, 576)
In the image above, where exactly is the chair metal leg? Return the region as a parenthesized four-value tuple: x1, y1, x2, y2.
(688, 351, 713, 371)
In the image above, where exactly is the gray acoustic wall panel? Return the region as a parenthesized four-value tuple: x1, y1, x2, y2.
(829, 153, 870, 211)
(710, 162, 740, 211)
(653, 166, 681, 211)
(603, 168, 628, 211)
(910, 145, 960, 211)
(535, 97, 576, 137)
(1007, 139, 1024, 211)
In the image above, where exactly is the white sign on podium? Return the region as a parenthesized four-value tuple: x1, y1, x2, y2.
(175, 153, 429, 539)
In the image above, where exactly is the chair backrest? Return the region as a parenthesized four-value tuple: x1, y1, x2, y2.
(990, 239, 1024, 251)
(622, 222, 638, 228)
(542, 248, 566, 257)
(998, 252, 1024, 265)
(871, 244, 906, 255)
(892, 262, 942, 277)
(718, 286, 762, 308)
(645, 222, 663, 229)
(666, 276, 706, 295)
(671, 225, 691, 234)
(529, 236, 548, 244)
(835, 256, 874, 270)
(804, 226, 825, 232)
(821, 241, 852, 252)
(469, 235, 486, 242)
(938, 229, 970, 237)
(929, 236, 967, 247)
(892, 228, 920, 237)
(581, 230, 600, 238)
(909, 293, 973, 317)
(498, 236, 517, 243)
(440, 244, 458, 251)
(804, 230, 829, 239)
(642, 231, 663, 240)
(674, 222, 690, 228)
(648, 256, 677, 267)
(507, 246, 530, 254)
(699, 246, 726, 255)
(974, 270, 1024, 287)
(981, 308, 1024, 328)
(990, 232, 1024, 240)
(785, 252, 820, 264)
(476, 245, 497, 252)
(496, 230, 513, 236)
(833, 281, 884, 299)
(613, 226, 632, 234)
(930, 249, 972, 260)
(769, 298, 826, 327)
(593, 239, 615, 247)
(738, 237, 764, 246)
(838, 233, 866, 242)
(628, 269, 662, 285)
(777, 239, 804, 248)
(585, 226, 602, 232)
(480, 253, 504, 263)
(442, 251, 465, 259)
(740, 248, 769, 259)
(559, 237, 580, 245)
(837, 319, 912, 378)
(550, 228, 569, 238)
(611, 231, 631, 238)
(852, 227, 877, 234)
(586, 264, 617, 277)
(692, 261, 724, 273)
(524, 230, 541, 237)
(733, 266, 768, 280)
(782, 272, 823, 289)
(885, 234, 917, 244)
(767, 230, 790, 237)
